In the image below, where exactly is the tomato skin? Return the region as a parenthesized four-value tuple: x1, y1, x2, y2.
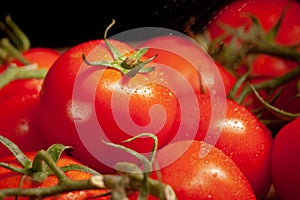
(193, 94, 273, 200)
(207, 0, 300, 42)
(0, 79, 47, 156)
(273, 77, 300, 114)
(207, 0, 300, 77)
(0, 152, 109, 200)
(39, 39, 178, 174)
(140, 35, 236, 96)
(144, 47, 202, 94)
(271, 116, 300, 200)
(212, 61, 236, 95)
(149, 140, 256, 200)
(10, 47, 61, 68)
(0, 48, 60, 158)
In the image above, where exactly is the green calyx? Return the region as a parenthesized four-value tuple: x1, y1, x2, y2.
(0, 134, 176, 200)
(82, 19, 156, 78)
(0, 135, 99, 183)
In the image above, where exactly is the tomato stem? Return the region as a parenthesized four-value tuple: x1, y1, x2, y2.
(82, 19, 156, 77)
(0, 135, 176, 199)
(235, 65, 300, 106)
(250, 84, 300, 120)
(0, 37, 30, 65)
(247, 40, 300, 63)
(0, 16, 30, 52)
(0, 64, 48, 89)
(3, 15, 31, 52)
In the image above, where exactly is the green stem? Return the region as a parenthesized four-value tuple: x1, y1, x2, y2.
(0, 37, 30, 65)
(236, 65, 300, 103)
(227, 67, 251, 100)
(248, 40, 300, 63)
(250, 84, 300, 120)
(0, 47, 8, 65)
(0, 64, 48, 89)
(103, 173, 176, 200)
(0, 167, 176, 200)
(4, 15, 31, 52)
(32, 150, 69, 182)
(0, 20, 23, 52)
(0, 179, 99, 199)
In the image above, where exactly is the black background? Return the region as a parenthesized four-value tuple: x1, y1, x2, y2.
(1, 0, 230, 48)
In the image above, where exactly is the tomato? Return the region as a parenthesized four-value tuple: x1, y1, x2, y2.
(146, 140, 256, 200)
(0, 47, 60, 158)
(258, 76, 300, 131)
(139, 35, 236, 96)
(271, 116, 300, 200)
(0, 151, 108, 200)
(273, 77, 300, 114)
(206, 0, 300, 77)
(190, 94, 273, 200)
(39, 39, 179, 174)
(10, 47, 62, 69)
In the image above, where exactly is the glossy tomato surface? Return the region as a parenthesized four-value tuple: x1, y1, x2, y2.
(140, 35, 236, 96)
(206, 0, 300, 77)
(271, 116, 300, 200)
(39, 39, 180, 174)
(0, 47, 60, 158)
(150, 140, 256, 200)
(192, 94, 273, 200)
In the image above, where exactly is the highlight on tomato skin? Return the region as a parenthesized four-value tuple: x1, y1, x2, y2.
(38, 38, 182, 174)
(1, 1, 300, 198)
(191, 94, 273, 200)
(139, 35, 236, 96)
(147, 140, 257, 200)
(0, 47, 61, 158)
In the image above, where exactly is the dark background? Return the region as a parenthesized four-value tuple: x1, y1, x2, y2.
(0, 0, 230, 48)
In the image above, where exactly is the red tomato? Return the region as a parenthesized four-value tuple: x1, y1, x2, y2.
(271, 116, 300, 200)
(206, 0, 300, 77)
(0, 47, 60, 157)
(39, 39, 179, 174)
(0, 151, 108, 199)
(139, 35, 236, 96)
(213, 60, 236, 95)
(192, 94, 273, 200)
(273, 77, 300, 114)
(258, 77, 300, 131)
(10, 47, 62, 68)
(148, 140, 256, 200)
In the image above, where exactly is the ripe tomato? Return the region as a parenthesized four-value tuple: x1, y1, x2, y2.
(0, 47, 60, 158)
(39, 39, 179, 174)
(271, 116, 300, 200)
(139, 35, 236, 96)
(206, 0, 300, 77)
(148, 140, 256, 200)
(10, 47, 62, 69)
(0, 151, 108, 200)
(272, 77, 300, 114)
(190, 94, 273, 200)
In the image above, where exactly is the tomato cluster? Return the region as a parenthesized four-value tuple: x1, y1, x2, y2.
(1, 0, 300, 199)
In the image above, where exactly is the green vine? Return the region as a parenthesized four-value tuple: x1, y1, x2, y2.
(186, 2, 300, 133)
(0, 135, 176, 200)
